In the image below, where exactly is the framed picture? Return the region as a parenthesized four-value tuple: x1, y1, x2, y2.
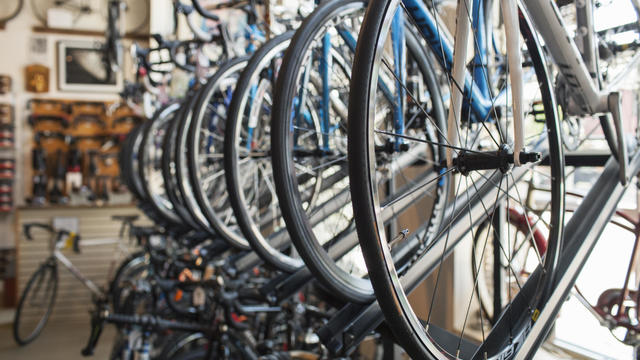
(57, 40, 122, 93)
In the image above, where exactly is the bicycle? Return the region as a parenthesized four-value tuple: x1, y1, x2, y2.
(31, 0, 149, 34)
(13, 215, 144, 345)
(346, 0, 640, 358)
(470, 166, 640, 356)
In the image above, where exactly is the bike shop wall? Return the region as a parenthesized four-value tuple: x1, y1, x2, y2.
(0, 0, 152, 315)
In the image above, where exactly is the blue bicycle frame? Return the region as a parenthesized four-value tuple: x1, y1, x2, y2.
(290, 19, 399, 152)
(289, 1, 502, 153)
(401, 0, 496, 123)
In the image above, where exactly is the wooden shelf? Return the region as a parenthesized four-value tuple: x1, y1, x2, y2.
(18, 203, 137, 211)
(32, 26, 150, 41)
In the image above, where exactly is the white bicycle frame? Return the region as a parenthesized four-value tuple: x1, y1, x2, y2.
(53, 235, 130, 297)
(447, 0, 637, 182)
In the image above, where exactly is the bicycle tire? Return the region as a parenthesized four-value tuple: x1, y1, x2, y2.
(271, 0, 449, 303)
(121, 121, 175, 225)
(13, 261, 58, 346)
(159, 332, 207, 359)
(186, 57, 252, 249)
(138, 102, 183, 226)
(161, 98, 209, 232)
(120, 123, 147, 203)
(109, 250, 148, 313)
(175, 89, 220, 236)
(348, 2, 564, 359)
(224, 31, 301, 272)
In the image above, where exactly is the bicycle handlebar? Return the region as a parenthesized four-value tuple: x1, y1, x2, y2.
(167, 40, 199, 72)
(184, 10, 216, 42)
(22, 223, 53, 240)
(23, 223, 81, 253)
(189, 0, 221, 21)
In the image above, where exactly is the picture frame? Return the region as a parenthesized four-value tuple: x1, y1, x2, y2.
(57, 40, 122, 93)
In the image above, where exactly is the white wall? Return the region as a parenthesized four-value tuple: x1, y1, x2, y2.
(0, 2, 145, 248)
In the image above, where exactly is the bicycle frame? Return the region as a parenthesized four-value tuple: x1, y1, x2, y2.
(400, 0, 632, 178)
(51, 236, 128, 298)
(290, 16, 398, 152)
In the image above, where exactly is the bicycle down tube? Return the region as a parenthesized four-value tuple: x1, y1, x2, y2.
(53, 247, 103, 297)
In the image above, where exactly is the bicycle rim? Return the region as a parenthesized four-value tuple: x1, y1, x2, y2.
(348, 0, 564, 357)
(187, 57, 251, 249)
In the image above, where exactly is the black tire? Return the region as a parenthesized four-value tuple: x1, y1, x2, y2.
(171, 349, 207, 360)
(138, 102, 184, 226)
(109, 250, 148, 313)
(13, 261, 58, 345)
(120, 121, 171, 225)
(225, 31, 301, 272)
(271, 0, 448, 303)
(161, 97, 208, 232)
(120, 123, 147, 202)
(271, 0, 368, 303)
(168, 331, 257, 360)
(158, 332, 206, 359)
(348, 3, 564, 358)
(186, 57, 252, 249)
(174, 89, 219, 235)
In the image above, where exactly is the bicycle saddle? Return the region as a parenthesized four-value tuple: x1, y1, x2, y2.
(112, 214, 139, 222)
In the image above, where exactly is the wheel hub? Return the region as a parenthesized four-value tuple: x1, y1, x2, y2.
(450, 144, 541, 175)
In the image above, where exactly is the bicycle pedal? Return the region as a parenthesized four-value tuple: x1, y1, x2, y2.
(531, 100, 546, 123)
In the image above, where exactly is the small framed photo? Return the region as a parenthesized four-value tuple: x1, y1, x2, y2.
(57, 40, 122, 93)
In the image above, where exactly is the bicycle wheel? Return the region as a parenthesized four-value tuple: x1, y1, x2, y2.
(186, 57, 251, 249)
(109, 250, 148, 313)
(171, 331, 257, 360)
(161, 97, 210, 232)
(471, 204, 548, 324)
(121, 0, 149, 34)
(13, 261, 58, 345)
(159, 332, 207, 359)
(139, 102, 184, 226)
(120, 122, 171, 224)
(30, 0, 106, 27)
(119, 123, 147, 203)
(0, 0, 23, 25)
(30, 0, 147, 33)
(175, 90, 222, 237)
(225, 32, 302, 272)
(272, 0, 448, 303)
(348, 1, 564, 358)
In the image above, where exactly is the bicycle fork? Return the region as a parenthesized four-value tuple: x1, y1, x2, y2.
(446, 0, 525, 168)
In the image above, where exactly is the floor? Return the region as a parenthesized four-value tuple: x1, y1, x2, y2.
(0, 316, 116, 360)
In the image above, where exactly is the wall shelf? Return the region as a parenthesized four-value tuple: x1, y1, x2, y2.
(32, 26, 150, 41)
